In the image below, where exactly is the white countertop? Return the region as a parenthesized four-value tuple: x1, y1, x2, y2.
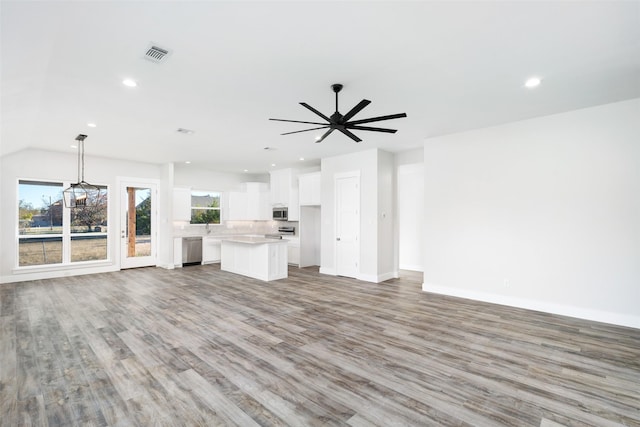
(221, 236, 288, 245)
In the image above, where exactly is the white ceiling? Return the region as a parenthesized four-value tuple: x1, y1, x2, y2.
(2, 1, 639, 173)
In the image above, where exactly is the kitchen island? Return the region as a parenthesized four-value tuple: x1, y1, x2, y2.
(220, 236, 288, 281)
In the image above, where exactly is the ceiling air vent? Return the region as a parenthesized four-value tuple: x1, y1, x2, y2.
(143, 44, 170, 63)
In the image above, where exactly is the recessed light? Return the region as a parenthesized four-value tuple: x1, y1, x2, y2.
(122, 78, 137, 87)
(87, 123, 96, 128)
(524, 77, 542, 88)
(299, 157, 305, 161)
(70, 145, 77, 149)
(271, 163, 276, 167)
(243, 169, 249, 172)
(185, 161, 191, 164)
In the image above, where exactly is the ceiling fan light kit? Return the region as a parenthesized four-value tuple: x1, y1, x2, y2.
(269, 83, 407, 143)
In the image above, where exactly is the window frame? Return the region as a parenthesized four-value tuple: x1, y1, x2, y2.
(189, 189, 222, 225)
(16, 178, 111, 270)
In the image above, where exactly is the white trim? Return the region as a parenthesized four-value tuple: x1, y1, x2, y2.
(422, 282, 640, 329)
(319, 267, 336, 276)
(2, 263, 118, 284)
(118, 178, 160, 269)
(14, 178, 112, 272)
(358, 271, 399, 283)
(157, 263, 175, 270)
(399, 264, 423, 272)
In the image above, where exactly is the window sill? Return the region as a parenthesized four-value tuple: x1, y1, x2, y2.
(12, 259, 114, 275)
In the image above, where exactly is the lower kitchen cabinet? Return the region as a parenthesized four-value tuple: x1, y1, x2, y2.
(173, 238, 183, 267)
(202, 237, 221, 264)
(285, 237, 300, 266)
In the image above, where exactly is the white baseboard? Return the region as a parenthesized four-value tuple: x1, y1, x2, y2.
(358, 271, 399, 283)
(422, 282, 640, 329)
(320, 267, 398, 283)
(2, 264, 118, 284)
(319, 267, 336, 276)
(399, 264, 423, 272)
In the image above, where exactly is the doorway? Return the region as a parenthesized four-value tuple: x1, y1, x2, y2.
(397, 163, 424, 271)
(120, 180, 158, 269)
(335, 172, 360, 278)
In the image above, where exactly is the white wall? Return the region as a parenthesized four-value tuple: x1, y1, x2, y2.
(174, 164, 268, 191)
(320, 148, 397, 282)
(422, 98, 640, 328)
(1, 149, 163, 283)
(397, 162, 424, 271)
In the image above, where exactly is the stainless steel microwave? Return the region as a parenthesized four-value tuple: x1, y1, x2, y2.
(273, 207, 288, 221)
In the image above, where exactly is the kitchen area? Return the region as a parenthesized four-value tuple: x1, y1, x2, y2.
(172, 168, 321, 281)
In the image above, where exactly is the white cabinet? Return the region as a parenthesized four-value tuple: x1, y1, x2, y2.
(299, 172, 321, 206)
(202, 237, 221, 264)
(173, 187, 191, 221)
(284, 237, 300, 266)
(173, 237, 183, 267)
(269, 169, 290, 206)
(247, 191, 270, 220)
(270, 168, 299, 221)
(227, 191, 248, 220)
(225, 182, 270, 221)
(221, 239, 288, 281)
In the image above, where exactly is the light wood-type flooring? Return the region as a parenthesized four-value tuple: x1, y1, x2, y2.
(1, 265, 639, 426)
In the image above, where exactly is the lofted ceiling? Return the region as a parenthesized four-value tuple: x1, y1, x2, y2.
(2, 1, 639, 173)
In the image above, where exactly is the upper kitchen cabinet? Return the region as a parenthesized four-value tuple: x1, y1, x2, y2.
(225, 182, 270, 221)
(173, 187, 192, 221)
(298, 172, 321, 206)
(270, 168, 299, 221)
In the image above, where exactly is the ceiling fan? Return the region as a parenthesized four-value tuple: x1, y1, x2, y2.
(269, 83, 407, 143)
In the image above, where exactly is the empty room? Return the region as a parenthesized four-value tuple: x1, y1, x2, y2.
(1, 1, 639, 426)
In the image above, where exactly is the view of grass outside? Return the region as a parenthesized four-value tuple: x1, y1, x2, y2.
(131, 236, 151, 257)
(18, 237, 62, 266)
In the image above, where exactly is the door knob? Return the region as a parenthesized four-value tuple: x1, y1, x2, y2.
(336, 237, 340, 241)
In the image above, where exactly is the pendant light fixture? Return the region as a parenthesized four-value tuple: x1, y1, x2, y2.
(63, 134, 103, 208)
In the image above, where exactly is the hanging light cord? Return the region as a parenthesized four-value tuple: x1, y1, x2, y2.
(75, 134, 88, 183)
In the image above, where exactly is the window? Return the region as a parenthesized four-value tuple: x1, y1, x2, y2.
(18, 181, 64, 266)
(190, 191, 220, 224)
(18, 180, 108, 267)
(70, 185, 108, 262)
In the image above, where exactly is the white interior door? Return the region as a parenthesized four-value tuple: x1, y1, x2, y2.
(335, 174, 359, 278)
(120, 181, 157, 269)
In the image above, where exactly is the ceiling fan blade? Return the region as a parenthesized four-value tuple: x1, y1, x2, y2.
(337, 128, 362, 143)
(281, 126, 329, 136)
(300, 102, 331, 122)
(316, 128, 335, 143)
(341, 99, 371, 122)
(346, 125, 398, 133)
(347, 112, 407, 125)
(269, 118, 328, 126)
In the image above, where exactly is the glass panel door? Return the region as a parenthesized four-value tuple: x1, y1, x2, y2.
(121, 182, 156, 269)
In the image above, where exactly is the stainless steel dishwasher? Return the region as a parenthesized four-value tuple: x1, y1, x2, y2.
(182, 237, 202, 266)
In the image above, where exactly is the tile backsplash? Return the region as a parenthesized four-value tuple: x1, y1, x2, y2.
(173, 220, 298, 237)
